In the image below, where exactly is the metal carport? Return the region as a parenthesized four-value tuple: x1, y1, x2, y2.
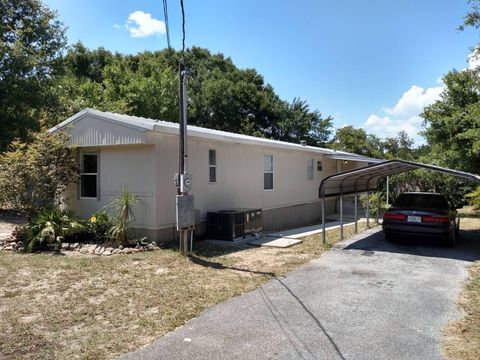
(318, 159, 480, 244)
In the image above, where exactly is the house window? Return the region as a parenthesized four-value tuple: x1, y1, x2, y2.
(264, 155, 274, 190)
(307, 158, 314, 180)
(80, 153, 98, 198)
(209, 149, 216, 183)
(317, 161, 323, 171)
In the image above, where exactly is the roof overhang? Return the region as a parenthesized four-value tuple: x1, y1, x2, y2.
(319, 159, 480, 198)
(325, 153, 383, 164)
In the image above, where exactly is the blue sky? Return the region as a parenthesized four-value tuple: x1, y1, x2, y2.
(44, 0, 478, 144)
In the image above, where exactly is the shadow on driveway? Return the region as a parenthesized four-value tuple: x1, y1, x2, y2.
(344, 229, 480, 262)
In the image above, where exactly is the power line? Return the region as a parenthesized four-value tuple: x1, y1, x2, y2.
(180, 0, 186, 53)
(162, 0, 171, 50)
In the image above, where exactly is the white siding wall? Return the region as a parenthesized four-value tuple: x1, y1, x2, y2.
(151, 133, 337, 228)
(67, 132, 367, 233)
(67, 114, 147, 147)
(68, 145, 157, 229)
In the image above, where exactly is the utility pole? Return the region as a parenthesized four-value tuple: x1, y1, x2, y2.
(175, 58, 194, 256)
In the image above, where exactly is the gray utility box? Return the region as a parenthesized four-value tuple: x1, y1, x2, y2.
(206, 208, 263, 241)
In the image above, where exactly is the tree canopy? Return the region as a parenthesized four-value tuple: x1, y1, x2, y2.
(0, 0, 66, 150)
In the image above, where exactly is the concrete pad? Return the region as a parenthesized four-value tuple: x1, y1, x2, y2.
(247, 236, 302, 248)
(267, 218, 369, 239)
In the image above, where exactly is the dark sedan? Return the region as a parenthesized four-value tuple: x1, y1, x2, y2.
(382, 192, 459, 246)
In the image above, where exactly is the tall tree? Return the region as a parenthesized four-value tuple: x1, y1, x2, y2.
(330, 126, 373, 156)
(421, 69, 480, 173)
(0, 0, 66, 151)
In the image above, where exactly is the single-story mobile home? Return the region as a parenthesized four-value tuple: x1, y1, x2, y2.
(49, 108, 377, 242)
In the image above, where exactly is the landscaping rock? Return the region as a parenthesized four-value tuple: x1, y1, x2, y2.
(103, 250, 112, 256)
(71, 243, 79, 250)
(61, 243, 70, 250)
(112, 248, 120, 255)
(94, 246, 104, 255)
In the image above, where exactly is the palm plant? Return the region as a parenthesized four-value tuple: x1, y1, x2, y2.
(26, 208, 85, 252)
(106, 188, 139, 246)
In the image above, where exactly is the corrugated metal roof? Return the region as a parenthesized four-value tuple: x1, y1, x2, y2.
(319, 159, 480, 197)
(49, 108, 378, 161)
(326, 153, 383, 164)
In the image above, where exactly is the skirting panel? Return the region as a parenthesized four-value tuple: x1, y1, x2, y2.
(263, 199, 336, 232)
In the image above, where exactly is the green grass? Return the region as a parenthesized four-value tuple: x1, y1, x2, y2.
(443, 214, 480, 360)
(0, 221, 370, 359)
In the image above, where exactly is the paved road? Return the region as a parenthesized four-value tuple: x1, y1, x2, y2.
(122, 228, 480, 360)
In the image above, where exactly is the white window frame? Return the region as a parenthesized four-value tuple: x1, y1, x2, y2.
(307, 158, 314, 180)
(208, 149, 217, 184)
(263, 154, 274, 191)
(80, 152, 99, 200)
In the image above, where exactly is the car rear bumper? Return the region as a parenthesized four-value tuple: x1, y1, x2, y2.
(382, 223, 451, 239)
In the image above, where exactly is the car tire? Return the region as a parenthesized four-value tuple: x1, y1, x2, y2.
(448, 228, 456, 247)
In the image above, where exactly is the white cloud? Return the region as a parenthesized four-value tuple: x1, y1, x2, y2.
(384, 85, 443, 118)
(363, 85, 444, 145)
(113, 24, 122, 29)
(468, 49, 480, 69)
(125, 11, 166, 38)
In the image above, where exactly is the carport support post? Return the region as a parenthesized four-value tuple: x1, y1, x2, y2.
(340, 190, 344, 240)
(376, 180, 381, 224)
(354, 192, 358, 233)
(366, 191, 370, 228)
(322, 192, 326, 244)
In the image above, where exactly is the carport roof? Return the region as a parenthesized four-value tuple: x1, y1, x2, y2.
(319, 159, 480, 197)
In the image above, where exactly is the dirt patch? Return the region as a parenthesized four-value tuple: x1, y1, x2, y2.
(443, 215, 480, 360)
(0, 217, 371, 359)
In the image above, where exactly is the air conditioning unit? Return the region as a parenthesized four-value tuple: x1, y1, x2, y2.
(207, 208, 263, 241)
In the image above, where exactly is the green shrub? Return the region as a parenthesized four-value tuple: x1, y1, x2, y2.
(25, 208, 84, 252)
(0, 132, 78, 216)
(106, 189, 139, 246)
(360, 191, 388, 217)
(466, 187, 480, 210)
(87, 211, 113, 243)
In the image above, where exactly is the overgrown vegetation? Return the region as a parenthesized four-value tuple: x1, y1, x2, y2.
(0, 132, 78, 215)
(25, 208, 84, 252)
(466, 187, 480, 210)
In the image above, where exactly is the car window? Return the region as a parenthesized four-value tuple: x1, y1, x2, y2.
(393, 194, 449, 210)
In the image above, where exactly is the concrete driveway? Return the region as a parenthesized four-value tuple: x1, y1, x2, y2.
(122, 228, 480, 360)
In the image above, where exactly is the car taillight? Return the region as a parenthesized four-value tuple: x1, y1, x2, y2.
(421, 215, 449, 223)
(383, 212, 407, 221)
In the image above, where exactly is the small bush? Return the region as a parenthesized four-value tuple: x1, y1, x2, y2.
(11, 225, 30, 243)
(360, 191, 388, 217)
(0, 132, 78, 216)
(24, 208, 84, 252)
(466, 187, 480, 210)
(87, 211, 113, 243)
(106, 189, 139, 246)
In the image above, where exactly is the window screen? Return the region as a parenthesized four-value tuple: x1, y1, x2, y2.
(264, 155, 273, 190)
(307, 158, 314, 180)
(209, 149, 216, 183)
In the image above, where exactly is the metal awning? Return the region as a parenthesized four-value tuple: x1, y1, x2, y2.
(318, 159, 480, 244)
(319, 159, 480, 198)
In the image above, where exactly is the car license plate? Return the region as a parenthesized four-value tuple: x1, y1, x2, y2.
(407, 215, 421, 223)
